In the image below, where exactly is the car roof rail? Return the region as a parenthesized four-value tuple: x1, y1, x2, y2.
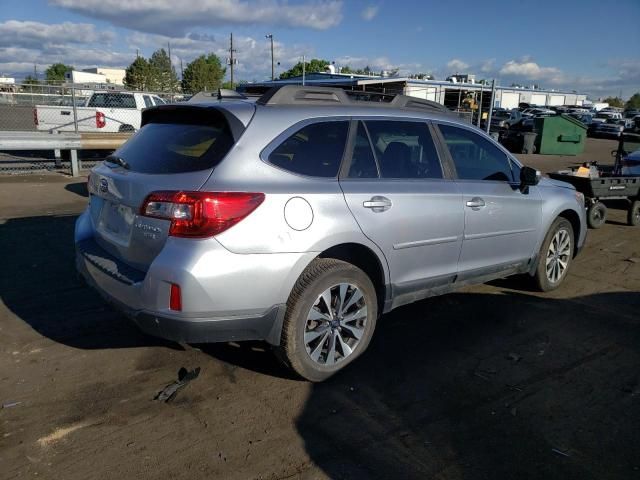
(256, 85, 454, 115)
(218, 88, 247, 100)
(256, 85, 350, 106)
(388, 95, 451, 114)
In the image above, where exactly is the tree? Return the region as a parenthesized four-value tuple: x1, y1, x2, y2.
(148, 48, 179, 93)
(45, 63, 73, 84)
(603, 96, 624, 108)
(124, 57, 151, 91)
(279, 58, 329, 79)
(23, 75, 39, 85)
(181, 54, 226, 94)
(625, 92, 640, 110)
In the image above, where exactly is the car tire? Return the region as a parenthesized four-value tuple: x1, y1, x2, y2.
(277, 258, 377, 382)
(534, 217, 574, 292)
(587, 202, 607, 229)
(627, 199, 640, 226)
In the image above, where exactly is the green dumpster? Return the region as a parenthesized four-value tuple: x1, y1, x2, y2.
(534, 114, 587, 155)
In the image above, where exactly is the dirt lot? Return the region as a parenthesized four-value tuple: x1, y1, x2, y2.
(1, 138, 639, 480)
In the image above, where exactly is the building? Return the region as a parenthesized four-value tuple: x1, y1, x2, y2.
(65, 70, 107, 84)
(0, 76, 17, 92)
(82, 68, 126, 85)
(241, 72, 587, 111)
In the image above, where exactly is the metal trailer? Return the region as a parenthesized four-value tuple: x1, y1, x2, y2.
(548, 133, 640, 228)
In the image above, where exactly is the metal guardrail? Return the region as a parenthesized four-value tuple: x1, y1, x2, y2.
(0, 131, 130, 176)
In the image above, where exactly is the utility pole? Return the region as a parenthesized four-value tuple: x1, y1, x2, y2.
(485, 79, 496, 134)
(265, 34, 274, 80)
(302, 55, 306, 86)
(167, 41, 172, 95)
(228, 33, 237, 90)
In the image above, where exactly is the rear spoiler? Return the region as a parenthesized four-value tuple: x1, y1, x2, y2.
(141, 104, 247, 141)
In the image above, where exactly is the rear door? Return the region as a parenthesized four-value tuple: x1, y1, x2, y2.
(88, 106, 243, 271)
(340, 119, 464, 302)
(434, 122, 542, 278)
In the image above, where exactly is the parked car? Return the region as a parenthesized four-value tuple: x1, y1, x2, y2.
(76, 86, 587, 381)
(489, 109, 523, 131)
(569, 112, 593, 126)
(588, 118, 625, 138)
(591, 111, 623, 125)
(34, 91, 167, 133)
(522, 107, 555, 118)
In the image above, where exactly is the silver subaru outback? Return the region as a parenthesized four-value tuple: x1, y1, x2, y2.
(76, 86, 587, 381)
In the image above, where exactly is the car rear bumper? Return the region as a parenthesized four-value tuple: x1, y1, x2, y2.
(76, 241, 288, 344)
(74, 204, 315, 345)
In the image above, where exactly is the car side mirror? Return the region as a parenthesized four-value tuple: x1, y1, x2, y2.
(520, 166, 540, 190)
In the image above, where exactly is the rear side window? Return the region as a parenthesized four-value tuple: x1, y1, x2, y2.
(364, 120, 443, 179)
(112, 119, 234, 174)
(438, 124, 514, 182)
(267, 121, 348, 177)
(88, 93, 136, 109)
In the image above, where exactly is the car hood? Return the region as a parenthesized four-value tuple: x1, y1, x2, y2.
(539, 175, 576, 190)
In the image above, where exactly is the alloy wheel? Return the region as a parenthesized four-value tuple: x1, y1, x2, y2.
(304, 283, 367, 366)
(546, 228, 571, 284)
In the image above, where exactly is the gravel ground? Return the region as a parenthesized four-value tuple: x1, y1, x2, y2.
(0, 138, 638, 480)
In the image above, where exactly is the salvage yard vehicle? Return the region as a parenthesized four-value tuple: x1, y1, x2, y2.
(549, 133, 640, 228)
(489, 109, 523, 131)
(588, 119, 625, 139)
(75, 86, 587, 381)
(34, 91, 166, 133)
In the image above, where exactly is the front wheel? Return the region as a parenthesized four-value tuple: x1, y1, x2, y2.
(277, 258, 377, 382)
(534, 218, 574, 292)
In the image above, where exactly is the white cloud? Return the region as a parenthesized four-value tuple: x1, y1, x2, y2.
(499, 59, 562, 81)
(446, 58, 469, 72)
(50, 0, 343, 35)
(0, 20, 114, 48)
(334, 55, 422, 76)
(361, 5, 379, 21)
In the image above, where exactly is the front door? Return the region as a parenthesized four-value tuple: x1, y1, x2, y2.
(435, 122, 543, 277)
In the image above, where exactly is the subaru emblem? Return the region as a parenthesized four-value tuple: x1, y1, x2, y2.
(100, 178, 108, 193)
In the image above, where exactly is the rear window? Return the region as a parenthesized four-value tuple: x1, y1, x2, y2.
(112, 120, 234, 174)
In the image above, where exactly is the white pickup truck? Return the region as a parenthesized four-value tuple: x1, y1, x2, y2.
(34, 91, 167, 133)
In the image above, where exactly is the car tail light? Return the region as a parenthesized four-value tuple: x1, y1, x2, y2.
(33, 108, 38, 126)
(96, 111, 106, 128)
(140, 191, 265, 238)
(169, 283, 181, 311)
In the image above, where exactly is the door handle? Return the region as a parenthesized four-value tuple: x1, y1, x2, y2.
(363, 196, 392, 212)
(466, 197, 486, 209)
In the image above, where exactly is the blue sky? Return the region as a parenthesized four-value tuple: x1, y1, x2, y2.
(1, 0, 639, 98)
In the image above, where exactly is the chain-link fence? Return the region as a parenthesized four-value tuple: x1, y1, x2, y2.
(0, 82, 177, 133)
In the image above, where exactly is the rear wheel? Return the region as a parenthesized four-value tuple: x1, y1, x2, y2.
(628, 200, 640, 226)
(278, 258, 377, 382)
(587, 202, 607, 229)
(534, 218, 574, 292)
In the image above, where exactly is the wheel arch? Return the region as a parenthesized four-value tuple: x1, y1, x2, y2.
(317, 243, 389, 315)
(557, 208, 582, 257)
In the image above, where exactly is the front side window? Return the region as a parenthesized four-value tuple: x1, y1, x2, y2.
(364, 120, 443, 179)
(267, 121, 348, 177)
(143, 95, 154, 108)
(438, 124, 514, 182)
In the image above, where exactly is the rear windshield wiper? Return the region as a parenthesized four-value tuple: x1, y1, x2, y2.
(105, 155, 131, 170)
